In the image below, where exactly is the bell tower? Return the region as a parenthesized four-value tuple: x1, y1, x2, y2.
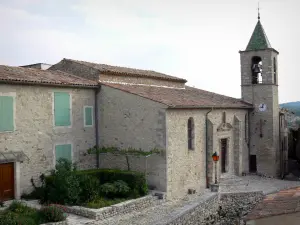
(239, 12, 280, 177)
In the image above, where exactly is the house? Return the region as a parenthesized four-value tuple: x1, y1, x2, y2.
(0, 15, 289, 200)
(0, 66, 98, 200)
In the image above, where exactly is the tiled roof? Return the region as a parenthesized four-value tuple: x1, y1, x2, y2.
(0, 65, 98, 88)
(63, 58, 187, 83)
(245, 187, 300, 221)
(246, 20, 272, 51)
(101, 82, 253, 108)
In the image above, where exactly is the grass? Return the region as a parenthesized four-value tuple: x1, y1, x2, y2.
(85, 197, 131, 209)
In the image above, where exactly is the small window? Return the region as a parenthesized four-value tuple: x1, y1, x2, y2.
(251, 56, 262, 84)
(188, 117, 194, 150)
(273, 57, 277, 84)
(84, 106, 94, 127)
(0, 96, 14, 132)
(55, 144, 72, 163)
(245, 113, 249, 142)
(54, 92, 71, 126)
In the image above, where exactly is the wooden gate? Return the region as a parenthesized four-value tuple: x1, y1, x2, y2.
(0, 163, 14, 200)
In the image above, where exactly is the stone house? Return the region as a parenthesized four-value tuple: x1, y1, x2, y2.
(0, 66, 98, 200)
(0, 16, 289, 200)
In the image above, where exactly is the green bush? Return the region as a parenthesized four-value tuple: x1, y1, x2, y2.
(0, 212, 17, 225)
(78, 174, 100, 202)
(39, 205, 66, 223)
(38, 159, 82, 205)
(86, 197, 127, 209)
(77, 169, 148, 197)
(8, 201, 35, 214)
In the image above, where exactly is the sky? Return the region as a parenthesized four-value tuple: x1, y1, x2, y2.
(0, 0, 299, 103)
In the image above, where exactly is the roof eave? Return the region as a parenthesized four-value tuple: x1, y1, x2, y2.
(239, 48, 279, 54)
(0, 79, 99, 89)
(168, 105, 254, 109)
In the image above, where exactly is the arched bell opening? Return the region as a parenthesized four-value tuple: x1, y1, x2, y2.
(251, 56, 262, 84)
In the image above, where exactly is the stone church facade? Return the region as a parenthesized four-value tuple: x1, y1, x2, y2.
(0, 16, 288, 200)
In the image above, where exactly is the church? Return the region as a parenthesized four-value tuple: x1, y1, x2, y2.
(0, 14, 288, 200)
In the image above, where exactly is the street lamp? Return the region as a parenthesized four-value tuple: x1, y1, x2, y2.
(212, 152, 219, 185)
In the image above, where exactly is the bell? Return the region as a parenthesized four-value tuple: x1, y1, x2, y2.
(252, 64, 261, 73)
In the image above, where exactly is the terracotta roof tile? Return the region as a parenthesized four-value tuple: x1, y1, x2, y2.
(245, 187, 300, 221)
(0, 65, 98, 88)
(64, 58, 187, 83)
(101, 82, 252, 108)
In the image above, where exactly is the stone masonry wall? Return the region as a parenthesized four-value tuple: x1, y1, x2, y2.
(98, 85, 168, 191)
(0, 84, 97, 196)
(166, 109, 249, 200)
(98, 153, 166, 191)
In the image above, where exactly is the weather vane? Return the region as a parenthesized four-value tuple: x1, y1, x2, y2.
(258, 2, 260, 20)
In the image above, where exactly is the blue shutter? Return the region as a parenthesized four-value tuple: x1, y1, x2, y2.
(54, 92, 71, 126)
(55, 144, 72, 163)
(0, 96, 14, 132)
(85, 107, 93, 126)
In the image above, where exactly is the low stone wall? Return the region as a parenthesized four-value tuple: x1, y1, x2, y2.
(155, 191, 264, 225)
(218, 191, 264, 224)
(40, 221, 68, 225)
(65, 195, 162, 220)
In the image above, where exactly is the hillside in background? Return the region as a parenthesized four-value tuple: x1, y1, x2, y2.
(280, 101, 300, 116)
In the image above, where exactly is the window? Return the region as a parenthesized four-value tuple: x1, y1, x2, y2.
(251, 56, 262, 84)
(273, 57, 277, 84)
(54, 92, 71, 126)
(0, 96, 14, 132)
(55, 144, 72, 163)
(84, 106, 93, 127)
(245, 113, 249, 142)
(187, 117, 194, 150)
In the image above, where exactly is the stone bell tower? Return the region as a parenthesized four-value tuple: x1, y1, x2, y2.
(239, 13, 280, 177)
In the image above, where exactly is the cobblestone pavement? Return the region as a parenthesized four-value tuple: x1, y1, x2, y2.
(219, 174, 300, 194)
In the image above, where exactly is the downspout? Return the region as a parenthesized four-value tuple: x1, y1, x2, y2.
(95, 85, 101, 168)
(206, 107, 213, 188)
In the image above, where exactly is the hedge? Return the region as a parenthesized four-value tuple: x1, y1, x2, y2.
(76, 169, 148, 197)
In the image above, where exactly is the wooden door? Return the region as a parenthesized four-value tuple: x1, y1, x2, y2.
(0, 163, 14, 200)
(221, 139, 227, 173)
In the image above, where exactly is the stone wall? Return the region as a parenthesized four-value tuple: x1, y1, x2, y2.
(98, 153, 166, 191)
(65, 195, 162, 220)
(155, 191, 264, 225)
(97, 85, 168, 191)
(0, 84, 97, 196)
(165, 109, 249, 200)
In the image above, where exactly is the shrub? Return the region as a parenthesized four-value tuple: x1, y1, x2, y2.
(112, 180, 131, 197)
(86, 197, 127, 209)
(39, 205, 66, 223)
(8, 201, 35, 214)
(78, 174, 100, 202)
(38, 159, 82, 205)
(77, 169, 148, 197)
(99, 183, 117, 198)
(0, 212, 17, 225)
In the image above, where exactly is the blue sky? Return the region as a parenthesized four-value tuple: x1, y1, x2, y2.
(0, 0, 299, 103)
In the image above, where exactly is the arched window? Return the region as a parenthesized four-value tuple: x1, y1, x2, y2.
(251, 56, 262, 84)
(273, 57, 277, 84)
(188, 117, 194, 150)
(245, 113, 249, 143)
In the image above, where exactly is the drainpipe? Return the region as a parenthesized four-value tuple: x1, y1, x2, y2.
(205, 107, 213, 188)
(95, 85, 101, 168)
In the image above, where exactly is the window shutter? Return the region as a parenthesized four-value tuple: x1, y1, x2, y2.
(55, 144, 72, 162)
(0, 96, 14, 132)
(54, 92, 71, 126)
(85, 107, 93, 126)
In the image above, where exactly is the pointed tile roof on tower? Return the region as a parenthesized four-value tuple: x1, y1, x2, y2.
(246, 19, 272, 51)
